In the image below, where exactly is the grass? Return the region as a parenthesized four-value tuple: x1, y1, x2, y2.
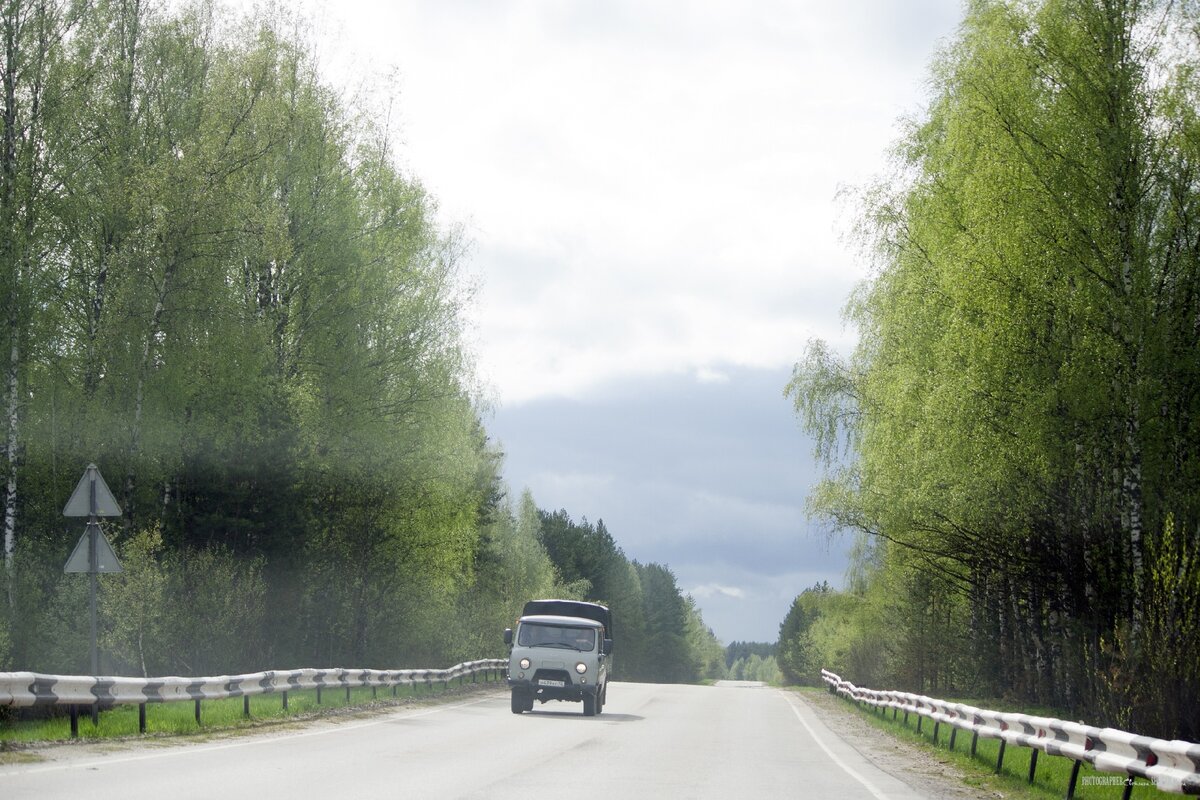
(803, 687, 1166, 799)
(0, 676, 498, 746)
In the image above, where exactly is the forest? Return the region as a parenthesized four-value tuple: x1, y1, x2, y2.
(784, 0, 1200, 740)
(0, 0, 720, 686)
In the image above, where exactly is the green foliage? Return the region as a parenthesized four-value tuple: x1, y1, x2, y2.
(100, 527, 168, 677)
(777, 582, 835, 686)
(0, 0, 499, 675)
(786, 0, 1200, 738)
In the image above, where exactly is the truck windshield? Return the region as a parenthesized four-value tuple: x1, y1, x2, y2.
(518, 624, 596, 651)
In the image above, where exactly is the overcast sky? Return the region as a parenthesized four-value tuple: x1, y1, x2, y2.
(287, 0, 965, 643)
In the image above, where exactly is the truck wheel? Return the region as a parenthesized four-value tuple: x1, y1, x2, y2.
(583, 693, 597, 716)
(511, 689, 531, 714)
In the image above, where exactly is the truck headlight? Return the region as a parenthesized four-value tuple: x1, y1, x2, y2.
(575, 662, 587, 674)
(519, 658, 531, 670)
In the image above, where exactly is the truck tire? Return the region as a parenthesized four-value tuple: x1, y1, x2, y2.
(511, 689, 531, 714)
(583, 692, 597, 717)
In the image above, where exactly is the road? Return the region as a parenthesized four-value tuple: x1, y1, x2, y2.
(2, 682, 929, 799)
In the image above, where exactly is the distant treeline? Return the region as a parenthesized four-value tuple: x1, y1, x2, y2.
(725, 641, 779, 685)
(0, 0, 718, 685)
(784, 0, 1200, 740)
(724, 641, 775, 669)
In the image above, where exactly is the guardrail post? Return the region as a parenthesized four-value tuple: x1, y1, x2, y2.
(917, 715, 923, 734)
(139, 702, 146, 733)
(1121, 779, 1134, 800)
(345, 685, 351, 703)
(282, 690, 288, 711)
(948, 728, 957, 751)
(995, 739, 1006, 773)
(971, 731, 979, 756)
(194, 699, 201, 726)
(243, 696, 250, 718)
(1066, 760, 1082, 799)
(933, 721, 939, 743)
(372, 685, 377, 699)
(316, 685, 322, 704)
(1027, 748, 1038, 783)
(70, 705, 79, 738)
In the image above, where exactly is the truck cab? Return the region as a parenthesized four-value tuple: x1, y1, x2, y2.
(504, 599, 613, 716)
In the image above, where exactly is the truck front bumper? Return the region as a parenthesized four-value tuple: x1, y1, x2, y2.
(507, 674, 599, 702)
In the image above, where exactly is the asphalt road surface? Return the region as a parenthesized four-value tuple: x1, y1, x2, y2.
(2, 682, 930, 799)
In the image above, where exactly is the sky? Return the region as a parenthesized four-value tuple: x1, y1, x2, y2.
(278, 0, 966, 643)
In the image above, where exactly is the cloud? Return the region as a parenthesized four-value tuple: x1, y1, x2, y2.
(303, 0, 962, 405)
(676, 563, 845, 643)
(687, 583, 746, 600)
(695, 367, 730, 385)
(489, 366, 853, 630)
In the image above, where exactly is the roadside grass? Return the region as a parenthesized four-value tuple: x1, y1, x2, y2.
(799, 687, 1164, 799)
(0, 679, 486, 745)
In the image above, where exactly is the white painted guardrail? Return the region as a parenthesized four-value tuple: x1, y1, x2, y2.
(0, 659, 508, 736)
(821, 668, 1200, 797)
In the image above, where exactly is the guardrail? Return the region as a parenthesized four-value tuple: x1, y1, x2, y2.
(821, 669, 1200, 798)
(0, 659, 508, 737)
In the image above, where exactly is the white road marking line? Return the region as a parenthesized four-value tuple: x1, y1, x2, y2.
(780, 690, 892, 800)
(0, 693, 500, 778)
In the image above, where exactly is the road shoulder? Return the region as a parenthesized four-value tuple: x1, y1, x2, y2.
(789, 687, 1001, 800)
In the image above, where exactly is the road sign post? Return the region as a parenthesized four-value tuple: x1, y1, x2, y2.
(63, 463, 123, 725)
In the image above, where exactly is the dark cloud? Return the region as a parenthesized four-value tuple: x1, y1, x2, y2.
(488, 365, 853, 641)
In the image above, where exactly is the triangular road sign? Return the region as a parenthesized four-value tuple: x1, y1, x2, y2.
(63, 463, 122, 517)
(64, 523, 123, 573)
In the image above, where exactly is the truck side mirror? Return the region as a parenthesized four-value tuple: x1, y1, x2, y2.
(504, 628, 513, 645)
(603, 638, 613, 656)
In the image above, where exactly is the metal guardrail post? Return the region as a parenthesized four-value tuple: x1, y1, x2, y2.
(243, 696, 250, 718)
(1066, 760, 1082, 799)
(194, 699, 201, 726)
(996, 739, 1007, 773)
(70, 705, 78, 738)
(139, 702, 146, 733)
(1027, 748, 1038, 783)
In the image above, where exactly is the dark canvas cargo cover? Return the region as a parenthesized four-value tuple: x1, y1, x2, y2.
(521, 599, 612, 640)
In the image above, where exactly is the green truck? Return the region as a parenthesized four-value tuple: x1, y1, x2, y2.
(504, 599, 613, 716)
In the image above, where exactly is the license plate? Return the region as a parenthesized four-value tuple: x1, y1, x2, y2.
(537, 679, 565, 688)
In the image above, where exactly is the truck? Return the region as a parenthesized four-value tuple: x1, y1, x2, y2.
(504, 599, 613, 716)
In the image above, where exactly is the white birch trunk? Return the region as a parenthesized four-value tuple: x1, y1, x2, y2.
(3, 336, 18, 605)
